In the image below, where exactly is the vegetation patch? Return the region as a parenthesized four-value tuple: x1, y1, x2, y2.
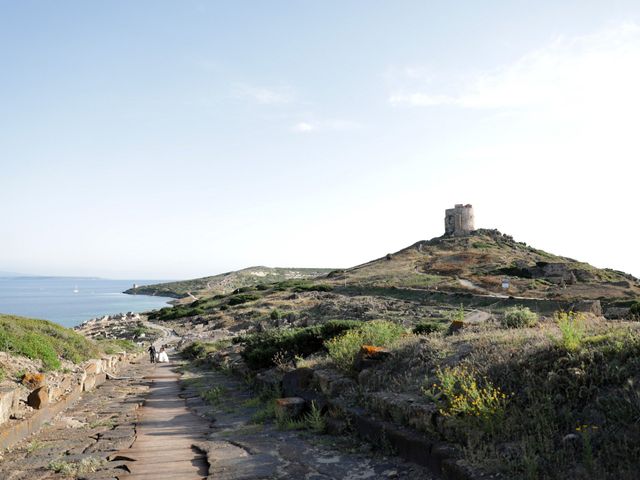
(235, 320, 362, 370)
(555, 311, 585, 351)
(501, 306, 538, 328)
(426, 365, 508, 424)
(412, 320, 447, 335)
(0, 314, 101, 370)
(182, 340, 232, 361)
(325, 320, 405, 373)
(48, 457, 105, 475)
(98, 338, 140, 355)
(227, 293, 261, 306)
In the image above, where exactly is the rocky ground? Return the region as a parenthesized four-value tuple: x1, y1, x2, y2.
(179, 363, 433, 479)
(1, 350, 434, 480)
(0, 359, 150, 480)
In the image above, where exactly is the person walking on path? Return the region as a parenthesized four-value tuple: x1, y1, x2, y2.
(148, 344, 156, 363)
(157, 346, 169, 363)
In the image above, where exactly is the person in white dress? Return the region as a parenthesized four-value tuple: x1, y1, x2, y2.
(157, 346, 169, 363)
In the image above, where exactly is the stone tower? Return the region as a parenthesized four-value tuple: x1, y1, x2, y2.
(444, 204, 475, 236)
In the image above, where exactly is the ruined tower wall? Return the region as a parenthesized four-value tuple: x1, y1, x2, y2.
(444, 204, 475, 236)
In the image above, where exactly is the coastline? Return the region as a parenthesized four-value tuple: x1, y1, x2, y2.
(0, 277, 174, 328)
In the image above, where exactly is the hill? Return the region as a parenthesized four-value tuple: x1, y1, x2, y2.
(136, 229, 640, 479)
(125, 266, 335, 299)
(330, 229, 640, 301)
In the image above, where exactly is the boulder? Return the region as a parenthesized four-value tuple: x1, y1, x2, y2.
(0, 387, 18, 424)
(313, 369, 357, 397)
(571, 300, 602, 316)
(448, 320, 464, 334)
(27, 386, 49, 409)
(354, 345, 391, 371)
(83, 374, 97, 392)
(274, 397, 306, 419)
(84, 359, 102, 375)
(282, 368, 314, 397)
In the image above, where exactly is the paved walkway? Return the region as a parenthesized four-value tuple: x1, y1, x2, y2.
(0, 358, 151, 480)
(116, 362, 210, 480)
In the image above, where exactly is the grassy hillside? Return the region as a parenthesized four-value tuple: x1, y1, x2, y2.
(0, 314, 137, 371)
(125, 266, 334, 299)
(332, 229, 640, 301)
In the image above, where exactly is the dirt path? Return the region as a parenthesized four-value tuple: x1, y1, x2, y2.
(116, 362, 210, 480)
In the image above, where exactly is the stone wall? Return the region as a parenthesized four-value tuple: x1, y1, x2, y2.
(0, 351, 140, 450)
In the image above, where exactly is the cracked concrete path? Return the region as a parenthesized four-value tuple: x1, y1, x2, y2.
(115, 362, 211, 480)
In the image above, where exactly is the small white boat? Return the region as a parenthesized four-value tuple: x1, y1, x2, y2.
(73, 285, 79, 293)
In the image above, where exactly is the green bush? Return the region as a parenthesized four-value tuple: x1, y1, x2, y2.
(292, 284, 334, 293)
(629, 301, 640, 318)
(182, 340, 232, 360)
(556, 311, 585, 351)
(236, 320, 362, 370)
(413, 321, 446, 335)
(0, 314, 101, 370)
(148, 304, 207, 321)
(228, 293, 261, 306)
(270, 309, 283, 320)
(325, 320, 405, 373)
(272, 280, 333, 293)
(501, 306, 538, 328)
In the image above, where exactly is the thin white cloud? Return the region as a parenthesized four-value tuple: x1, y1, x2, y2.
(291, 119, 362, 133)
(234, 84, 295, 105)
(389, 22, 640, 110)
(292, 122, 315, 133)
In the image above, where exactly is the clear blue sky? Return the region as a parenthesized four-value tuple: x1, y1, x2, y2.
(1, 1, 639, 279)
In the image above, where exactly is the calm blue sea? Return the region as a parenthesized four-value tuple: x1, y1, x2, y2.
(0, 276, 174, 328)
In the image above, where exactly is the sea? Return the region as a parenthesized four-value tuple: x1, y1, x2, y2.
(0, 276, 174, 328)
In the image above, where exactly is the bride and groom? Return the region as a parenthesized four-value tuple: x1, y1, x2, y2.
(147, 344, 169, 363)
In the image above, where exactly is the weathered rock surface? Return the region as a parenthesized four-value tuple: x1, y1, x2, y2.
(182, 367, 434, 479)
(0, 360, 149, 480)
(27, 386, 48, 409)
(274, 397, 306, 418)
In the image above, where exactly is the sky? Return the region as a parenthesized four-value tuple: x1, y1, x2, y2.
(1, 1, 639, 279)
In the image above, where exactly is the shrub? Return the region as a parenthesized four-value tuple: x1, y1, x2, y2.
(228, 293, 261, 306)
(445, 305, 466, 323)
(292, 283, 334, 293)
(148, 304, 207, 321)
(325, 320, 405, 373)
(272, 280, 333, 292)
(413, 321, 446, 335)
(501, 306, 538, 328)
(556, 311, 585, 351)
(629, 301, 640, 319)
(182, 340, 232, 360)
(270, 309, 283, 320)
(237, 320, 362, 370)
(428, 365, 508, 422)
(201, 386, 226, 405)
